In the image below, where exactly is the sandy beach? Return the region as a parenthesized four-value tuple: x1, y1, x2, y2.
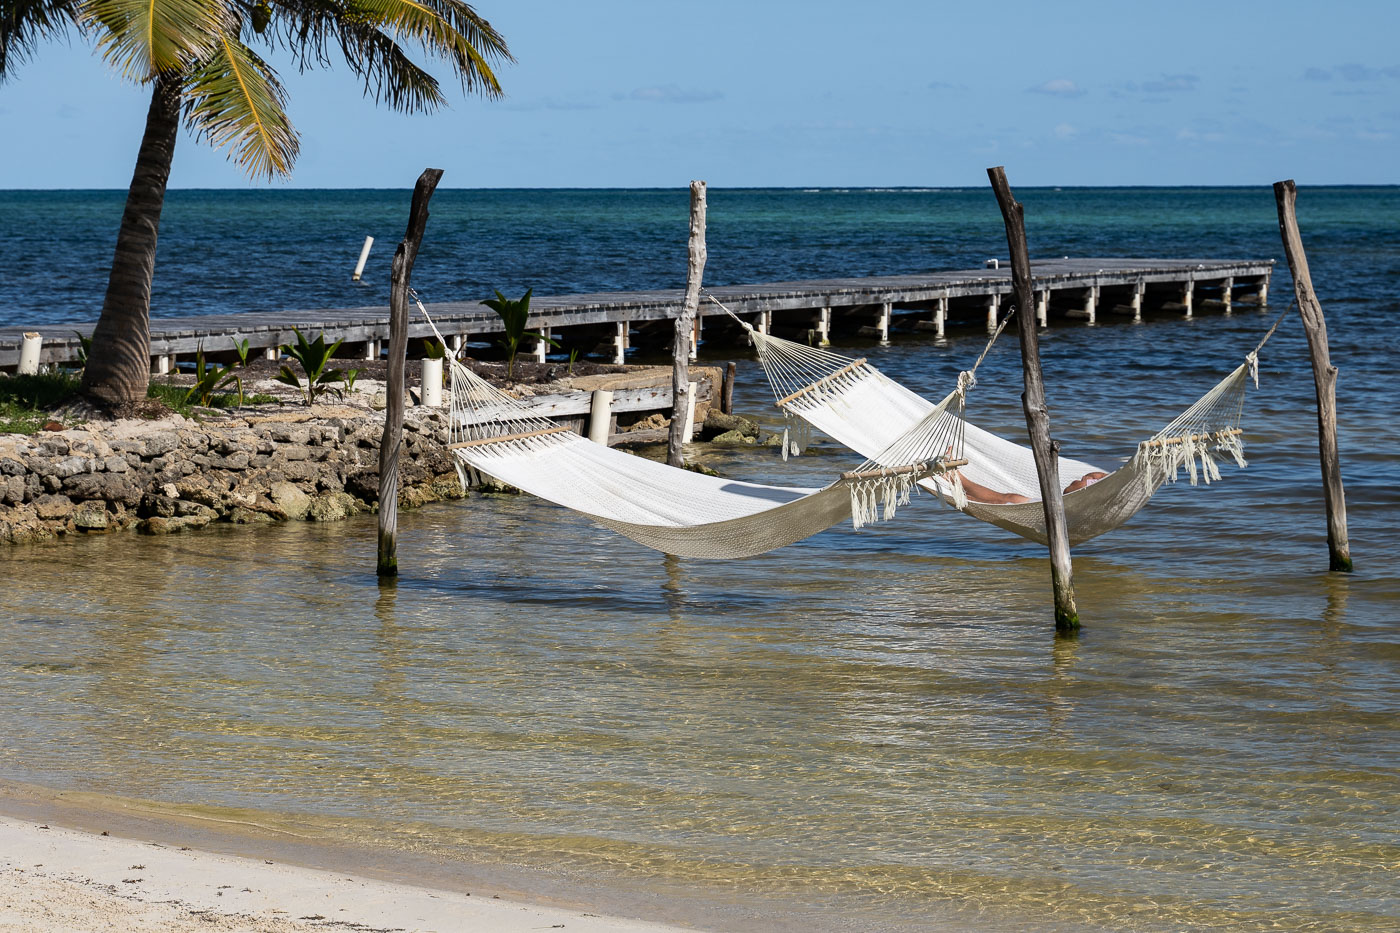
(0, 815, 692, 933)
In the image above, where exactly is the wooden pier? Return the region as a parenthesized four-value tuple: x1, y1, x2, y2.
(0, 258, 1272, 371)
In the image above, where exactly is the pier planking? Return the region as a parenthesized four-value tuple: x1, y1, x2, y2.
(0, 258, 1272, 370)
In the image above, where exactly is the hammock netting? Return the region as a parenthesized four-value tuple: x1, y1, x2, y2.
(422, 290, 1282, 557)
(428, 301, 968, 559)
(741, 307, 1271, 545)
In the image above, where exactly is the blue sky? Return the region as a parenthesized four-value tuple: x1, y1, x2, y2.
(1, 0, 1397, 188)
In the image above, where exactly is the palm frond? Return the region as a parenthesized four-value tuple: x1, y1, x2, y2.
(1, 0, 78, 78)
(338, 25, 446, 112)
(183, 35, 298, 179)
(345, 0, 508, 99)
(80, 0, 233, 78)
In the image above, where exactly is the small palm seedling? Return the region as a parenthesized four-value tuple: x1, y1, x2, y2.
(275, 329, 346, 405)
(422, 339, 451, 386)
(185, 342, 242, 408)
(483, 288, 556, 378)
(72, 331, 92, 369)
(341, 367, 360, 395)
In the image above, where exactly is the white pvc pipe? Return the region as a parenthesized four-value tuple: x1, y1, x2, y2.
(18, 332, 41, 375)
(352, 236, 373, 281)
(681, 380, 699, 440)
(588, 390, 614, 444)
(420, 358, 443, 407)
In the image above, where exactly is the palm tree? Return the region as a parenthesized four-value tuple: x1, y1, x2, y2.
(1, 0, 510, 413)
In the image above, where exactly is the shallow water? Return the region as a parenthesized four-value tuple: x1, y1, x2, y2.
(1, 188, 1398, 930)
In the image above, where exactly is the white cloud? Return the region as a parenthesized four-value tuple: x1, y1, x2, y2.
(1054, 122, 1077, 139)
(1029, 79, 1085, 98)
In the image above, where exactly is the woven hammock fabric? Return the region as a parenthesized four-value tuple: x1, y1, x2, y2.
(459, 430, 856, 559)
(748, 327, 1256, 546)
(427, 297, 969, 559)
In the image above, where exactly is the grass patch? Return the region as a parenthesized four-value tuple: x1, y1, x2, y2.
(0, 371, 81, 434)
(145, 379, 276, 418)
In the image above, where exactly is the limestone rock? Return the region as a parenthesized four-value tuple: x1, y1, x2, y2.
(702, 410, 760, 439)
(268, 481, 311, 521)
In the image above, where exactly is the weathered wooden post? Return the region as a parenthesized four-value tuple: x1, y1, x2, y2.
(721, 362, 736, 415)
(668, 180, 707, 468)
(378, 168, 444, 579)
(987, 166, 1079, 633)
(1273, 179, 1352, 572)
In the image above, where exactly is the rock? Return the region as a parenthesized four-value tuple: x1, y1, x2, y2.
(709, 429, 755, 447)
(72, 503, 110, 531)
(161, 482, 179, 498)
(103, 456, 130, 473)
(141, 431, 180, 458)
(344, 470, 379, 502)
(140, 493, 179, 519)
(278, 445, 312, 462)
(210, 450, 251, 470)
(0, 458, 24, 476)
(63, 472, 142, 507)
(268, 481, 311, 521)
(702, 410, 759, 439)
(46, 456, 90, 480)
(227, 506, 273, 524)
(268, 424, 312, 445)
(31, 494, 74, 520)
(2, 475, 24, 506)
(371, 391, 387, 411)
(308, 491, 359, 522)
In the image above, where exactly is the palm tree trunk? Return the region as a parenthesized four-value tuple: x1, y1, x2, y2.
(81, 71, 181, 413)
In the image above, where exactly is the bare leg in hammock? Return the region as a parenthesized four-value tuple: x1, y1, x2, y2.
(944, 448, 1108, 504)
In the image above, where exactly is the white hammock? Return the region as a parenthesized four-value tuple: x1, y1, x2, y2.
(420, 300, 965, 559)
(721, 296, 1284, 546)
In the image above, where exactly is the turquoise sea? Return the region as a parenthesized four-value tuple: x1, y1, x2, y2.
(0, 187, 1397, 931)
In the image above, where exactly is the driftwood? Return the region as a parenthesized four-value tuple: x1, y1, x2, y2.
(378, 168, 443, 578)
(1273, 180, 1352, 572)
(988, 166, 1080, 633)
(668, 181, 707, 467)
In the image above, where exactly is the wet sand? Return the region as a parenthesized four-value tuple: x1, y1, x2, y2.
(0, 812, 693, 932)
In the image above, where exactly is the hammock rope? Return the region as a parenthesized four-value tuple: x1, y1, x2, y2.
(406, 294, 968, 558)
(704, 290, 1294, 545)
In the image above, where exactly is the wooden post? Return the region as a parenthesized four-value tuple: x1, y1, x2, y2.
(986, 294, 1000, 333)
(1273, 179, 1352, 572)
(721, 361, 736, 415)
(1036, 289, 1049, 327)
(988, 166, 1079, 633)
(1182, 278, 1194, 317)
(613, 321, 628, 364)
(378, 167, 443, 579)
(878, 301, 892, 343)
(1085, 285, 1098, 325)
(668, 180, 707, 468)
(1131, 280, 1144, 322)
(1221, 276, 1234, 314)
(936, 295, 948, 337)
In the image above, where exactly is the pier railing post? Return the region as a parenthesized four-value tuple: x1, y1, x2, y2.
(987, 166, 1079, 633)
(1273, 179, 1352, 572)
(668, 180, 707, 468)
(378, 167, 444, 579)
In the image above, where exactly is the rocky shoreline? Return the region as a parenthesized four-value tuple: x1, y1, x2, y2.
(0, 403, 463, 545)
(0, 392, 765, 547)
